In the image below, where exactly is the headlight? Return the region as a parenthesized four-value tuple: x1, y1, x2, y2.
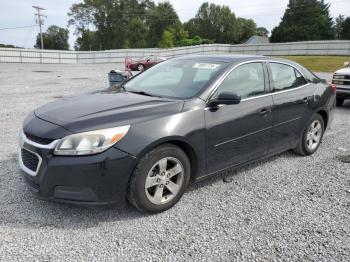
(54, 125, 130, 156)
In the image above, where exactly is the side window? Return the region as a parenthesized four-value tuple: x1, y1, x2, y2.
(295, 69, 308, 86)
(270, 63, 307, 91)
(216, 62, 265, 99)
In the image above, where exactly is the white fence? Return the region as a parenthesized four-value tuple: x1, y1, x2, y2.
(0, 40, 349, 64)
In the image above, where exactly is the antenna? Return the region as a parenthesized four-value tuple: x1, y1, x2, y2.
(32, 6, 47, 49)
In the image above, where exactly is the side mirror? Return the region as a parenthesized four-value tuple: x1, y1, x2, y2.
(208, 92, 241, 107)
(344, 62, 350, 67)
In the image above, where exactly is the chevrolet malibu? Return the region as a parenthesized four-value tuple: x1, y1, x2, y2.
(19, 55, 336, 213)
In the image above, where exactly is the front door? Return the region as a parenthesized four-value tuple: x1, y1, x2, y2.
(205, 62, 273, 174)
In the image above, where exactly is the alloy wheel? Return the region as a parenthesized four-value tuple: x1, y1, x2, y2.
(306, 120, 322, 151)
(144, 157, 184, 205)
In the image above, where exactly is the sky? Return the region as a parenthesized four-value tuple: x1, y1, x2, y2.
(0, 0, 349, 50)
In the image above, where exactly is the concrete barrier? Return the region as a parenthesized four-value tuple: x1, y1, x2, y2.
(0, 40, 349, 64)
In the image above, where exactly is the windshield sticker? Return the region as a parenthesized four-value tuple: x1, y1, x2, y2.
(192, 63, 220, 70)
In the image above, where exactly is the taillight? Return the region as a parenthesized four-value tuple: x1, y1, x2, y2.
(330, 84, 337, 94)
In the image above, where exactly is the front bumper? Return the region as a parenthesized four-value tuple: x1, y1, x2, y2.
(19, 131, 137, 206)
(336, 85, 350, 98)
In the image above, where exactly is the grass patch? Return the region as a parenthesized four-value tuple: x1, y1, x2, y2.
(277, 56, 350, 73)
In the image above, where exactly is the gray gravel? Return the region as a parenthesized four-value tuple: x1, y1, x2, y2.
(0, 63, 350, 261)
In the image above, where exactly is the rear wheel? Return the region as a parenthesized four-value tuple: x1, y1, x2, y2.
(293, 114, 324, 156)
(336, 98, 344, 107)
(128, 144, 190, 213)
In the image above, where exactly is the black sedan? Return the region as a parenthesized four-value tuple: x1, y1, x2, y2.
(19, 55, 336, 213)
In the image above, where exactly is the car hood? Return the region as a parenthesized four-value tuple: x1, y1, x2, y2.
(334, 67, 350, 75)
(35, 91, 184, 133)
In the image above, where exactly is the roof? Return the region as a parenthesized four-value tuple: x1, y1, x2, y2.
(244, 36, 270, 45)
(176, 54, 265, 63)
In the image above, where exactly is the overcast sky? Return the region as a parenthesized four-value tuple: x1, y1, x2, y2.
(0, 0, 349, 50)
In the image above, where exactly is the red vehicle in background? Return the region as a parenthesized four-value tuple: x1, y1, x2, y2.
(126, 55, 167, 71)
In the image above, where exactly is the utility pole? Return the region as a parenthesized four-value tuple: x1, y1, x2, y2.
(32, 6, 46, 49)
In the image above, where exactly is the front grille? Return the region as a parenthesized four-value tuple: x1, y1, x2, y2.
(332, 74, 350, 86)
(25, 132, 54, 145)
(333, 74, 350, 80)
(21, 149, 39, 172)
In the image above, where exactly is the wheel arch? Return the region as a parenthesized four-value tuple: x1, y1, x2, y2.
(136, 137, 200, 182)
(315, 109, 328, 129)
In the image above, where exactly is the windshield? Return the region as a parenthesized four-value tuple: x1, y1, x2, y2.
(124, 59, 227, 99)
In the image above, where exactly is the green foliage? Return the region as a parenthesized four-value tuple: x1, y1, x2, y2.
(158, 30, 175, 48)
(35, 25, 69, 50)
(270, 0, 334, 43)
(74, 29, 101, 51)
(68, 0, 151, 50)
(68, 0, 340, 50)
(127, 17, 149, 48)
(236, 18, 257, 43)
(177, 36, 213, 47)
(256, 27, 269, 37)
(185, 2, 240, 44)
(335, 15, 350, 40)
(147, 2, 180, 47)
(0, 44, 18, 48)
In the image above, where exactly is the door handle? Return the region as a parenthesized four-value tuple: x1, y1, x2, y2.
(259, 108, 271, 116)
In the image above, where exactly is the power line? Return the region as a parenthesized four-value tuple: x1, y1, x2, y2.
(0, 25, 36, 31)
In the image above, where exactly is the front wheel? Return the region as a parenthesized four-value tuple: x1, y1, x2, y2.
(128, 144, 191, 213)
(293, 114, 324, 156)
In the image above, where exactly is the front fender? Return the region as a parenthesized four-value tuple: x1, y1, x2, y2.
(114, 105, 207, 178)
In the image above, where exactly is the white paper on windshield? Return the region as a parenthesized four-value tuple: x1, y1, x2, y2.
(192, 63, 220, 70)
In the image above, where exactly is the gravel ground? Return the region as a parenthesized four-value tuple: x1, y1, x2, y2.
(0, 63, 349, 261)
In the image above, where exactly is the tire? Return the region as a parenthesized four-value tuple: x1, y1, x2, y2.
(336, 98, 344, 107)
(137, 64, 145, 71)
(128, 144, 191, 213)
(293, 114, 325, 156)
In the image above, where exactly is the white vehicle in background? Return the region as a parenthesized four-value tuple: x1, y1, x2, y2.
(332, 62, 350, 106)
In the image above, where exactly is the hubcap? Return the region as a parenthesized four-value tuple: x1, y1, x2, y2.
(306, 120, 322, 151)
(145, 157, 184, 205)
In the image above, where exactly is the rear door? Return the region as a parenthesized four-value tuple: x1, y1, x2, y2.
(267, 62, 314, 153)
(205, 62, 273, 173)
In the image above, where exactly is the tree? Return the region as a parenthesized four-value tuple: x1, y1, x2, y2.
(127, 17, 149, 48)
(35, 25, 69, 50)
(270, 0, 334, 42)
(74, 29, 101, 51)
(0, 44, 19, 48)
(146, 2, 180, 47)
(68, 0, 152, 50)
(335, 15, 345, 39)
(256, 27, 269, 37)
(335, 15, 350, 40)
(236, 18, 257, 43)
(184, 2, 239, 44)
(158, 30, 175, 48)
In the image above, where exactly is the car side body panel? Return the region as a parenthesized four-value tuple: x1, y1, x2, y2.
(19, 55, 336, 206)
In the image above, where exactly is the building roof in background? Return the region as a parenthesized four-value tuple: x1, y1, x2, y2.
(244, 35, 270, 45)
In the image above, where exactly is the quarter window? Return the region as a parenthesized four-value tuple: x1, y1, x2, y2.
(270, 63, 307, 91)
(216, 62, 265, 99)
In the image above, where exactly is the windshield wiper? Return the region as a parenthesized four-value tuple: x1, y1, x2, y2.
(127, 90, 162, 98)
